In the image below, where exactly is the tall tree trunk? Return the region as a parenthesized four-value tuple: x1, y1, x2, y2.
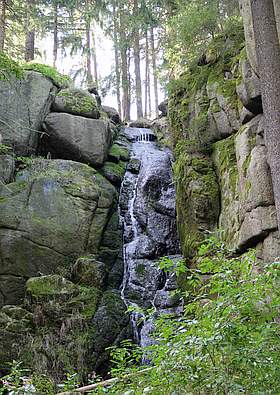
(113, 2, 121, 117)
(144, 32, 151, 118)
(127, 48, 131, 120)
(133, 0, 143, 119)
(144, 33, 148, 117)
(85, 21, 93, 85)
(24, 1, 35, 62)
(53, 0, 58, 67)
(120, 41, 130, 121)
(92, 30, 98, 88)
(0, 0, 6, 50)
(250, 0, 280, 231)
(150, 27, 159, 117)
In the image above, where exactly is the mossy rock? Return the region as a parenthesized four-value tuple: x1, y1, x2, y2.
(26, 275, 79, 302)
(0, 51, 24, 80)
(174, 145, 220, 258)
(100, 161, 127, 187)
(23, 62, 71, 88)
(72, 255, 107, 289)
(52, 88, 100, 118)
(108, 144, 130, 163)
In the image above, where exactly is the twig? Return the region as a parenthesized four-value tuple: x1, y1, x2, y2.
(56, 367, 154, 395)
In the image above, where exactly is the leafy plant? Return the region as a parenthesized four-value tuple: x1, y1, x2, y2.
(0, 144, 12, 155)
(93, 238, 280, 394)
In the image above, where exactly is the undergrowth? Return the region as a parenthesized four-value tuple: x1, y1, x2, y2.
(91, 237, 280, 394)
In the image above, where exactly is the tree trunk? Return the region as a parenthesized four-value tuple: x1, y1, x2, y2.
(133, 3, 143, 119)
(120, 42, 130, 121)
(150, 27, 159, 117)
(250, 0, 280, 231)
(92, 29, 98, 88)
(24, 0, 35, 62)
(0, 0, 6, 50)
(85, 21, 93, 85)
(53, 0, 58, 67)
(144, 32, 148, 117)
(113, 2, 122, 117)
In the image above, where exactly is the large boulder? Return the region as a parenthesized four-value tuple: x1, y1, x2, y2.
(43, 113, 112, 168)
(0, 158, 117, 306)
(0, 71, 57, 155)
(102, 106, 121, 125)
(52, 88, 100, 119)
(236, 58, 262, 115)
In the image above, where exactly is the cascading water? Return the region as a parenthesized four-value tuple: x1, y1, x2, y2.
(119, 127, 182, 348)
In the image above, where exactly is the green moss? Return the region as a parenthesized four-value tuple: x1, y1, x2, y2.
(108, 144, 130, 162)
(57, 89, 97, 114)
(68, 286, 100, 319)
(26, 275, 78, 300)
(212, 135, 238, 193)
(0, 143, 13, 155)
(135, 263, 145, 276)
(0, 51, 24, 80)
(23, 63, 71, 87)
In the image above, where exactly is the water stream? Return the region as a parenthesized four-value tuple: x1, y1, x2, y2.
(119, 127, 182, 347)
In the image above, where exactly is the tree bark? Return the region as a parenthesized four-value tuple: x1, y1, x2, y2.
(0, 0, 6, 50)
(53, 0, 58, 67)
(24, 0, 35, 62)
(113, 1, 122, 117)
(133, 0, 143, 119)
(150, 27, 159, 117)
(92, 29, 98, 88)
(250, 0, 280, 231)
(85, 21, 93, 85)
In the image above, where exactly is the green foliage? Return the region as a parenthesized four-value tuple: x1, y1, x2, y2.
(23, 63, 71, 87)
(97, 238, 280, 394)
(0, 361, 55, 394)
(157, 256, 186, 276)
(107, 340, 143, 377)
(0, 51, 24, 80)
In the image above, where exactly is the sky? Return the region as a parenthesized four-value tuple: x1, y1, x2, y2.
(37, 25, 165, 120)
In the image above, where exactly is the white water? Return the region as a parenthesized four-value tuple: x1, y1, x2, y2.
(119, 127, 182, 347)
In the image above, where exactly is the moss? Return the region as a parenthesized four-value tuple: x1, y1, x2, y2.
(108, 144, 130, 163)
(212, 135, 238, 193)
(23, 63, 71, 87)
(0, 143, 12, 154)
(100, 161, 127, 187)
(57, 89, 97, 114)
(0, 51, 24, 80)
(68, 286, 100, 319)
(26, 275, 78, 300)
(135, 263, 145, 276)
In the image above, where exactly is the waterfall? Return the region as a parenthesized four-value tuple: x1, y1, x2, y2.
(119, 127, 182, 348)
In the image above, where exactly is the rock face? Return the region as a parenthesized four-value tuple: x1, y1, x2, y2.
(0, 66, 131, 381)
(0, 158, 117, 306)
(43, 113, 112, 168)
(0, 71, 57, 155)
(168, 30, 280, 261)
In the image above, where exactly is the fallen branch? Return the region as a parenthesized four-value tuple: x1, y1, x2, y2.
(56, 367, 154, 395)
